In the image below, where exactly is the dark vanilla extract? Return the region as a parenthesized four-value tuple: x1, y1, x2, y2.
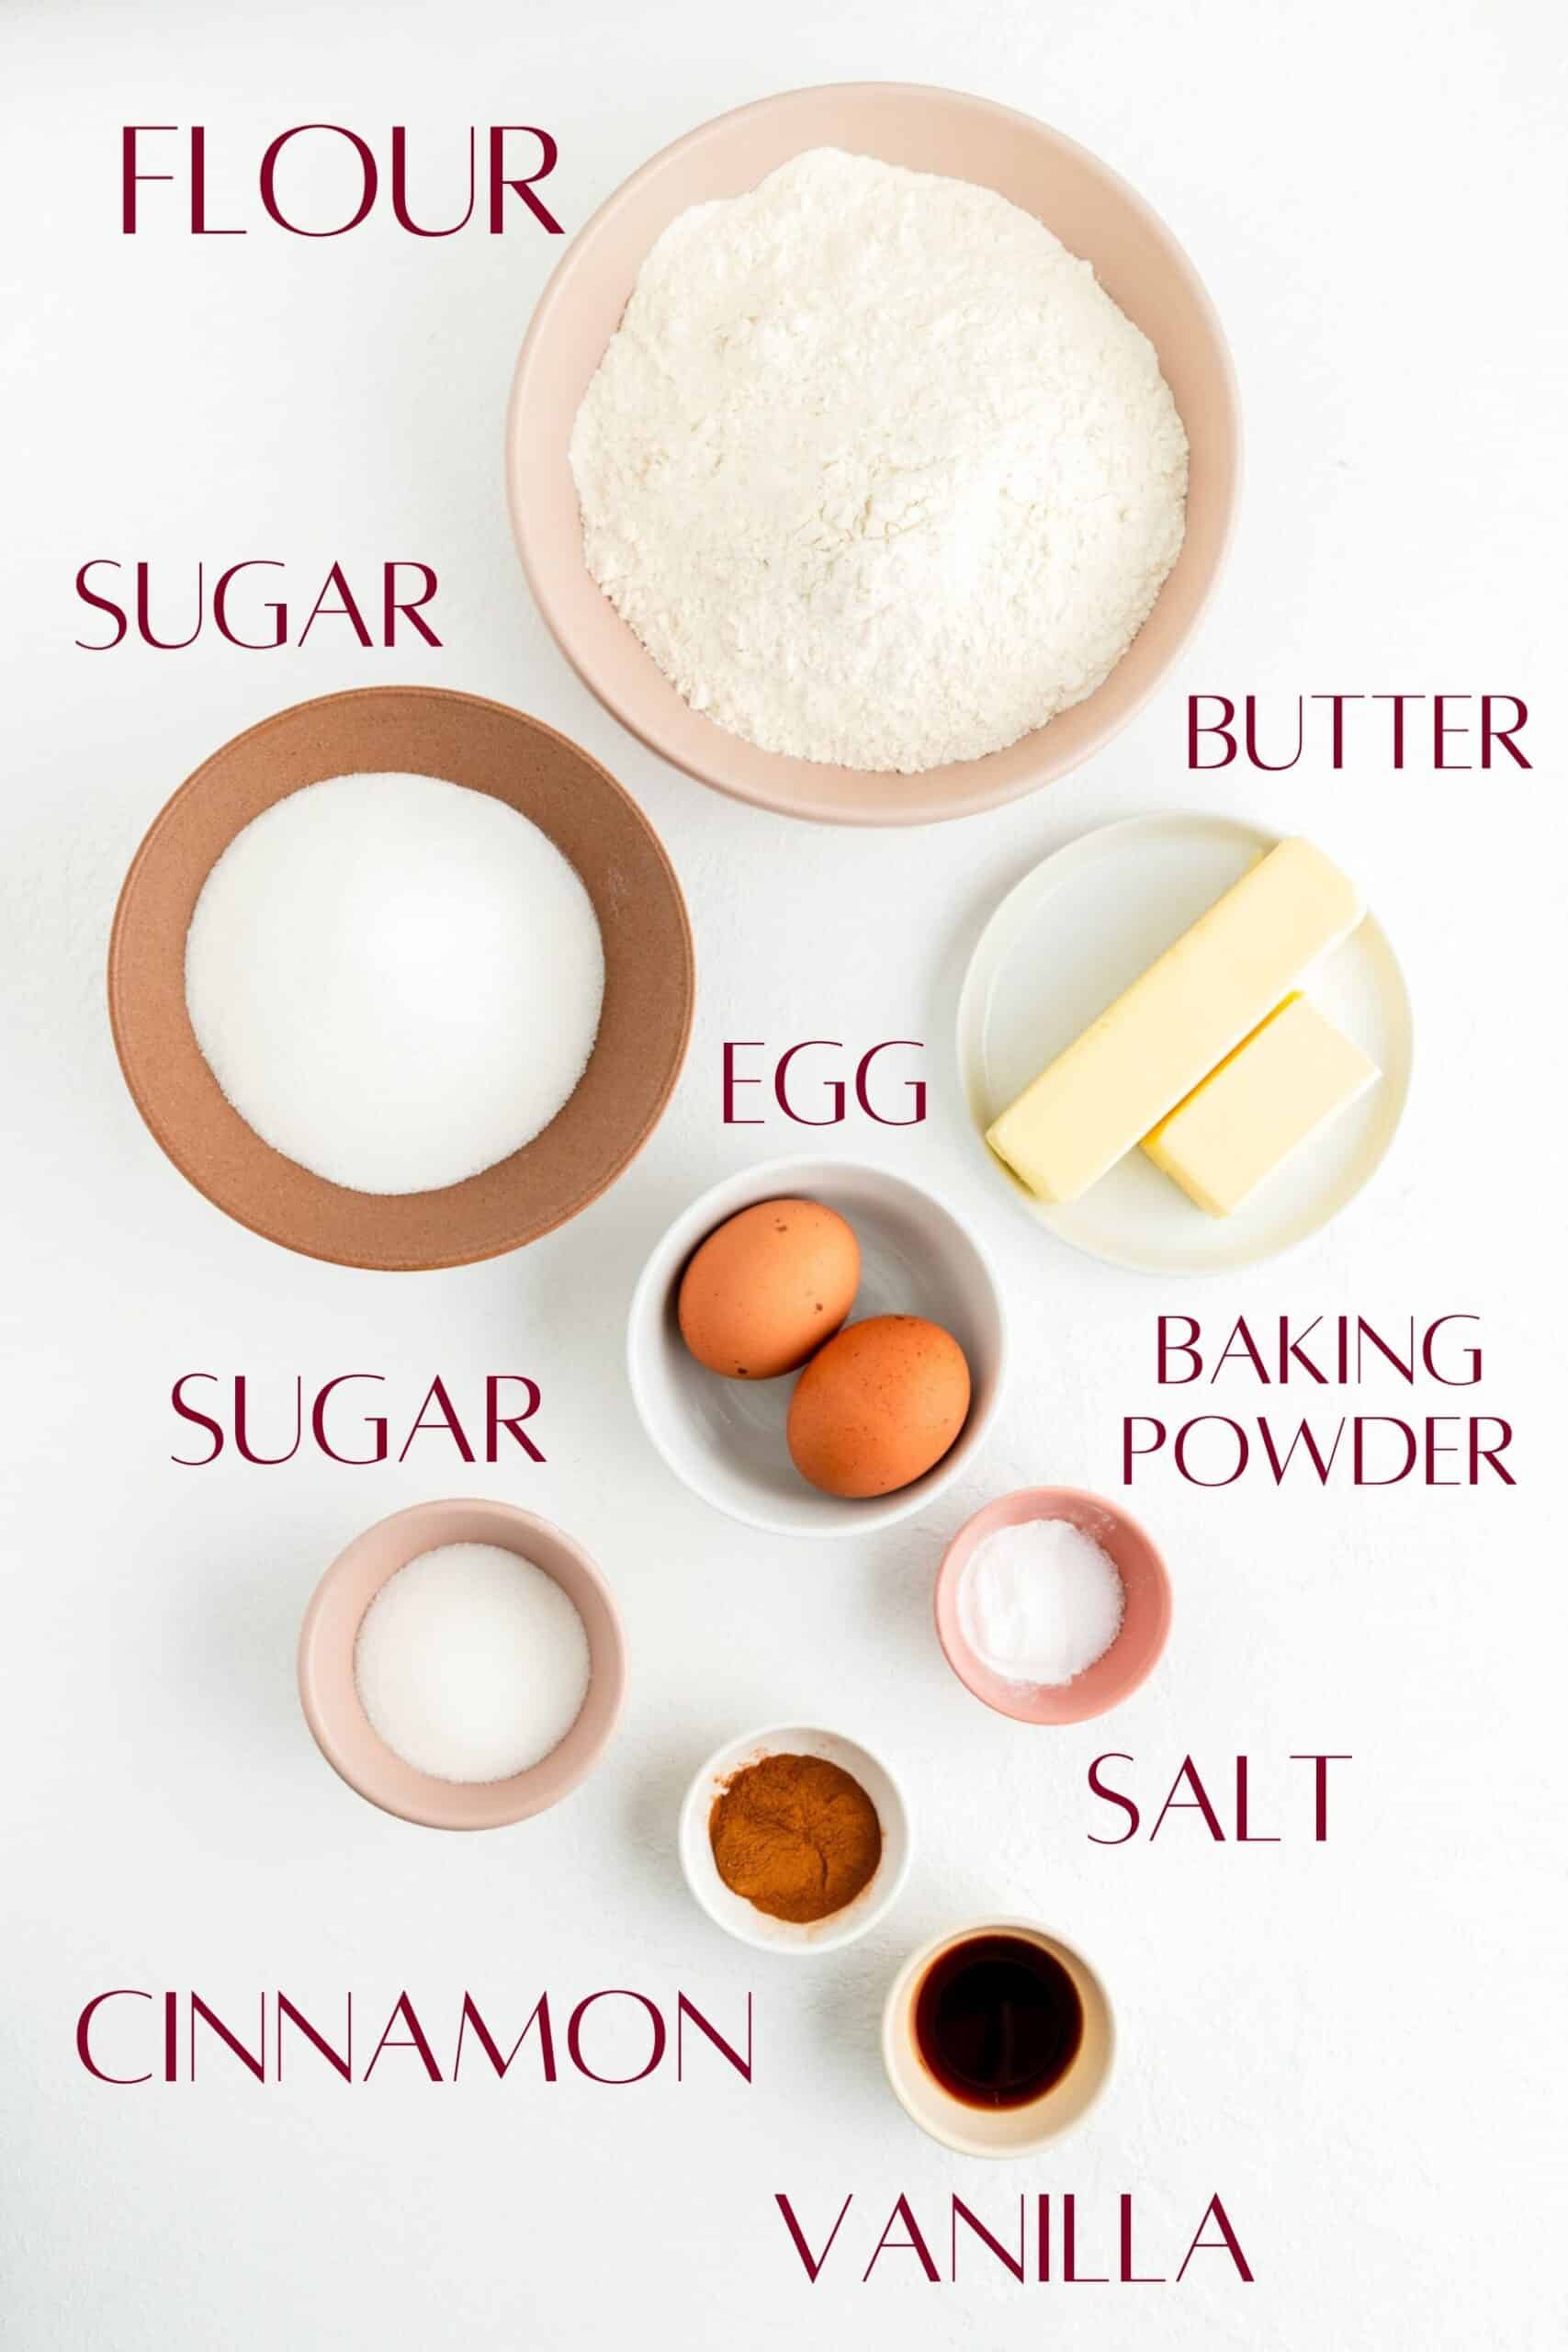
(913, 1933, 1083, 2109)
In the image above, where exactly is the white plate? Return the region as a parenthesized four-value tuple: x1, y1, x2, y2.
(955, 813, 1413, 1274)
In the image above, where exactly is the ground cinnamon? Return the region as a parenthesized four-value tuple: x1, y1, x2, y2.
(708, 1751, 883, 1924)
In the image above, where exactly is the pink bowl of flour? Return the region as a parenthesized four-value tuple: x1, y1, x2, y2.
(507, 83, 1238, 828)
(934, 1487, 1171, 1725)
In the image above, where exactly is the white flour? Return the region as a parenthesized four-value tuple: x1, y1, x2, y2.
(570, 148, 1189, 775)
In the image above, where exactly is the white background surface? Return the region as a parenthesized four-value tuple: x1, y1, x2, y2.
(4, 0, 1565, 2344)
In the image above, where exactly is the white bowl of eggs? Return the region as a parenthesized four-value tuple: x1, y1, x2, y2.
(626, 1158, 1007, 1536)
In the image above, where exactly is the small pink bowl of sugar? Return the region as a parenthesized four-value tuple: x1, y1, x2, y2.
(299, 1498, 626, 1829)
(934, 1487, 1171, 1725)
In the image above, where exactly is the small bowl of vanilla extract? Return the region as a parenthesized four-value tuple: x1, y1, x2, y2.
(881, 1920, 1114, 2155)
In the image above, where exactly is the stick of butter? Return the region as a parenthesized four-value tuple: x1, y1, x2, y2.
(985, 839, 1362, 1204)
(1142, 993, 1379, 1216)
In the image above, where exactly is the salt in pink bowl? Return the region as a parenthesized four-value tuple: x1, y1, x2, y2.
(298, 1498, 626, 1829)
(934, 1487, 1171, 1725)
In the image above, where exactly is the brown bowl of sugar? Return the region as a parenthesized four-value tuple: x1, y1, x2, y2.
(107, 685, 694, 1269)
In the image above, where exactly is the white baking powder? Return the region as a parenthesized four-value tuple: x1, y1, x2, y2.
(570, 148, 1188, 774)
(354, 1544, 592, 1783)
(185, 772, 604, 1194)
(958, 1518, 1125, 1687)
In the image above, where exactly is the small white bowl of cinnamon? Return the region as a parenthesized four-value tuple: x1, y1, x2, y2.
(678, 1723, 912, 1954)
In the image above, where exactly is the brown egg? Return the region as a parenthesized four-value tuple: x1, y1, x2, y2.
(787, 1315, 972, 1498)
(677, 1197, 860, 1379)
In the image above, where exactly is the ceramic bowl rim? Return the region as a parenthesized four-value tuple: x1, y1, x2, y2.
(625, 1153, 1009, 1537)
(506, 79, 1241, 828)
(933, 1485, 1173, 1724)
(297, 1498, 626, 1830)
(107, 684, 695, 1271)
(880, 1916, 1117, 2155)
(677, 1719, 914, 1954)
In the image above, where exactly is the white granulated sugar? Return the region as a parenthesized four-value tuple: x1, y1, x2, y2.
(958, 1517, 1126, 1688)
(354, 1543, 592, 1784)
(570, 148, 1189, 775)
(185, 773, 604, 1195)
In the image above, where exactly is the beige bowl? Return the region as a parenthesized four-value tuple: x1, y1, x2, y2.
(507, 82, 1238, 827)
(297, 1498, 626, 1830)
(882, 1919, 1115, 2154)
